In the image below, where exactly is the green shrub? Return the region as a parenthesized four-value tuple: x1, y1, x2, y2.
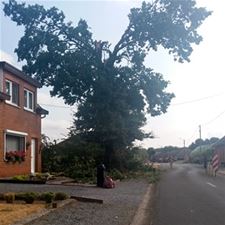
(0, 193, 4, 200)
(24, 192, 37, 204)
(34, 173, 52, 181)
(4, 192, 15, 203)
(148, 171, 160, 184)
(109, 169, 125, 180)
(40, 192, 55, 203)
(12, 175, 28, 181)
(54, 192, 68, 201)
(15, 192, 39, 203)
(15, 192, 26, 200)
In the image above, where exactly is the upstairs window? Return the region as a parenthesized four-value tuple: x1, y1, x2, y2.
(24, 89, 34, 111)
(5, 80, 19, 106)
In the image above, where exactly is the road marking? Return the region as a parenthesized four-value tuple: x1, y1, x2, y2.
(206, 182, 216, 188)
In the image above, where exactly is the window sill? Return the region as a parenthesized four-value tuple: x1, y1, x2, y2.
(24, 107, 35, 114)
(5, 101, 20, 109)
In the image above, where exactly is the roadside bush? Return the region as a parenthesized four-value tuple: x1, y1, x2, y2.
(12, 174, 50, 182)
(12, 175, 28, 181)
(54, 192, 68, 201)
(40, 192, 55, 203)
(34, 173, 52, 181)
(42, 136, 104, 183)
(24, 192, 37, 204)
(4, 192, 15, 203)
(0, 193, 4, 200)
(148, 170, 160, 184)
(109, 169, 125, 180)
(15, 192, 39, 203)
(15, 192, 26, 200)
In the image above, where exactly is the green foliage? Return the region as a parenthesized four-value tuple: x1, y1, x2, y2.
(0, 193, 4, 200)
(3, 192, 68, 204)
(4, 192, 15, 203)
(148, 170, 160, 184)
(40, 192, 55, 203)
(121, 147, 149, 171)
(54, 192, 68, 201)
(109, 169, 125, 180)
(12, 173, 49, 181)
(190, 144, 213, 163)
(34, 172, 51, 181)
(123, 168, 160, 184)
(3, 0, 211, 169)
(15, 192, 26, 200)
(188, 137, 219, 150)
(42, 135, 104, 183)
(12, 175, 29, 181)
(42, 136, 152, 182)
(23, 192, 37, 204)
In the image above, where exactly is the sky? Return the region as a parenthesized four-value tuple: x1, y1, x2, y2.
(1, 0, 225, 148)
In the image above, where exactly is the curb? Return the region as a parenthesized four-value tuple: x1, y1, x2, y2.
(71, 195, 103, 204)
(12, 199, 75, 225)
(47, 182, 96, 187)
(130, 184, 153, 225)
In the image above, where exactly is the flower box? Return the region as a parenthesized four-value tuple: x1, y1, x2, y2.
(5, 150, 25, 163)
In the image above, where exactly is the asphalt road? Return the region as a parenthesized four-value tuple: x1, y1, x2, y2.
(152, 163, 225, 225)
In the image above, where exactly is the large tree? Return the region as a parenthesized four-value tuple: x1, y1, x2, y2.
(3, 0, 211, 168)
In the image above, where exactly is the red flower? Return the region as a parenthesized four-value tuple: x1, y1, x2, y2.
(5, 150, 26, 162)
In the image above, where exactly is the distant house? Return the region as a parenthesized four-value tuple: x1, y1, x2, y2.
(212, 137, 225, 167)
(0, 61, 48, 177)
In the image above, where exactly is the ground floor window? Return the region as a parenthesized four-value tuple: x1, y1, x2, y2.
(4, 130, 27, 162)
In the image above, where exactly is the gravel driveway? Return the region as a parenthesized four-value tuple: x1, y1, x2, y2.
(0, 179, 149, 225)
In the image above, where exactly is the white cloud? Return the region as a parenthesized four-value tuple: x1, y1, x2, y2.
(0, 50, 17, 66)
(38, 90, 67, 106)
(42, 119, 71, 142)
(38, 88, 75, 142)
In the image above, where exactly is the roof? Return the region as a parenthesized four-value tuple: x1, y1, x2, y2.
(0, 61, 41, 88)
(36, 104, 49, 116)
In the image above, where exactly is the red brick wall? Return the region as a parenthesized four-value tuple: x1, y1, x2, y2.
(0, 70, 42, 177)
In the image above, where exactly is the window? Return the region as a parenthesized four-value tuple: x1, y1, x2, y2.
(24, 89, 34, 111)
(4, 130, 27, 162)
(5, 80, 19, 106)
(6, 134, 25, 152)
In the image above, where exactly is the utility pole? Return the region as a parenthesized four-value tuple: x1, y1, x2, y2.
(179, 138, 185, 148)
(199, 125, 202, 140)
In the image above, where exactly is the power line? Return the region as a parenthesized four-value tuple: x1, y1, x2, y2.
(39, 103, 75, 109)
(186, 109, 225, 146)
(171, 92, 224, 106)
(38, 92, 224, 109)
(202, 109, 225, 126)
(186, 128, 198, 146)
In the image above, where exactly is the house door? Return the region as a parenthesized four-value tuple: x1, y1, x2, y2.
(31, 139, 36, 174)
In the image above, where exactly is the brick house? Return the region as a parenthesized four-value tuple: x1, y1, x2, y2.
(0, 61, 48, 177)
(212, 137, 225, 167)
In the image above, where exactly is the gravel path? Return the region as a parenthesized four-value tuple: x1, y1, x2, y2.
(0, 179, 149, 225)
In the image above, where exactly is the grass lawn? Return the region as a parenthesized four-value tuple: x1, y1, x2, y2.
(0, 202, 45, 225)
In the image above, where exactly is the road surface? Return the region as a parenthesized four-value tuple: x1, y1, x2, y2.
(152, 163, 225, 225)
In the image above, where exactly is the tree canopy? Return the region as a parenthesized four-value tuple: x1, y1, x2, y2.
(188, 137, 219, 150)
(3, 0, 211, 168)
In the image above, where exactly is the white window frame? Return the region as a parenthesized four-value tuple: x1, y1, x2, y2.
(5, 79, 19, 106)
(4, 129, 28, 161)
(24, 89, 34, 112)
